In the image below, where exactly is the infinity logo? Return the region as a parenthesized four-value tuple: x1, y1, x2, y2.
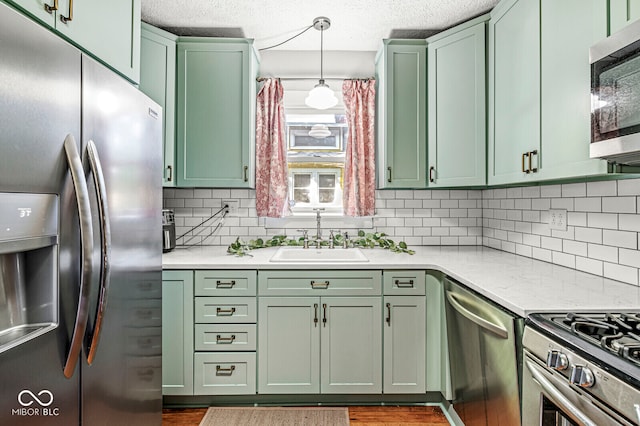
(17, 390, 53, 407)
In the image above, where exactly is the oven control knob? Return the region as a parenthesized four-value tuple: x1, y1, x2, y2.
(570, 365, 595, 388)
(546, 350, 569, 371)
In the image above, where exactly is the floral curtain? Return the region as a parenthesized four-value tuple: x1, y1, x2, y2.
(342, 79, 376, 216)
(255, 78, 290, 217)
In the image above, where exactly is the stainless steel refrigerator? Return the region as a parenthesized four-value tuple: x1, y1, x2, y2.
(0, 2, 162, 424)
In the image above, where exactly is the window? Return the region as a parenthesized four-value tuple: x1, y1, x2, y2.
(286, 114, 347, 214)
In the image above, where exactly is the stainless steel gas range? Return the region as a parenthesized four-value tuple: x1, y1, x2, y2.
(522, 313, 640, 425)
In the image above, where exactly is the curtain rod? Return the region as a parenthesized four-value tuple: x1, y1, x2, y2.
(256, 77, 374, 82)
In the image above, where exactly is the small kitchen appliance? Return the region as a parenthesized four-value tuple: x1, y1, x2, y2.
(590, 18, 640, 165)
(163, 209, 176, 252)
(522, 312, 640, 425)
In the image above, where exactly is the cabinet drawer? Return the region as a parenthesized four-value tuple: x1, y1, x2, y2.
(193, 352, 256, 395)
(195, 270, 257, 296)
(383, 271, 426, 295)
(258, 270, 382, 296)
(194, 297, 257, 323)
(195, 324, 256, 351)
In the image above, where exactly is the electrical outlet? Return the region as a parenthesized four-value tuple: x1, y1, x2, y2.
(549, 209, 567, 231)
(221, 199, 239, 216)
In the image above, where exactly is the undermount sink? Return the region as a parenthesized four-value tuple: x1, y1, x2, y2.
(269, 246, 369, 263)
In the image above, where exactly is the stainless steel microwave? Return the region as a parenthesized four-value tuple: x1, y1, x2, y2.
(591, 19, 640, 165)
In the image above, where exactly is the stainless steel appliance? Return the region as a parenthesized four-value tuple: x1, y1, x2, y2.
(523, 313, 640, 425)
(162, 210, 176, 253)
(590, 18, 640, 165)
(0, 2, 162, 424)
(444, 277, 524, 426)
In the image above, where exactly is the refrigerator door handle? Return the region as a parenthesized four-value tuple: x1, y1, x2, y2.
(84, 140, 111, 365)
(63, 134, 94, 379)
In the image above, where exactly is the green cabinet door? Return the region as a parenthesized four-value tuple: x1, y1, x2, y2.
(176, 38, 257, 187)
(610, 0, 640, 33)
(140, 23, 177, 187)
(257, 297, 320, 394)
(488, 0, 541, 185)
(383, 296, 426, 393)
(162, 270, 194, 396)
(7, 0, 140, 82)
(428, 16, 487, 187)
(320, 297, 382, 394)
(539, 0, 608, 180)
(376, 40, 427, 189)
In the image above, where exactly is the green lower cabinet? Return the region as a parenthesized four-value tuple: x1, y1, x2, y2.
(610, 0, 640, 34)
(162, 271, 194, 396)
(258, 296, 382, 394)
(427, 16, 488, 187)
(383, 296, 426, 394)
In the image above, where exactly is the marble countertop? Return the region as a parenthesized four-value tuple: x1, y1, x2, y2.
(163, 245, 640, 317)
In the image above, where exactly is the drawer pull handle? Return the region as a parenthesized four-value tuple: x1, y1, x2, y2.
(314, 303, 319, 327)
(394, 279, 414, 288)
(216, 334, 236, 344)
(216, 307, 236, 316)
(44, 0, 58, 13)
(215, 365, 235, 376)
(310, 280, 330, 289)
(216, 280, 236, 289)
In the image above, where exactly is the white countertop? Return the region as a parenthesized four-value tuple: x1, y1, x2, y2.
(163, 245, 640, 317)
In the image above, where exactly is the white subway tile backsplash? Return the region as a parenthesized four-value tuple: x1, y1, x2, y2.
(617, 178, 640, 196)
(602, 196, 637, 214)
(603, 229, 638, 249)
(165, 178, 640, 288)
(587, 180, 617, 197)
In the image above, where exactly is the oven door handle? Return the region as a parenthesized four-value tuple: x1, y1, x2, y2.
(525, 359, 597, 426)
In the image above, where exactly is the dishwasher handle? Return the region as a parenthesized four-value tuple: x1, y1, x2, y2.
(446, 290, 509, 339)
(525, 359, 597, 426)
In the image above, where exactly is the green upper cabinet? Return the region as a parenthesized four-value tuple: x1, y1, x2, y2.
(539, 0, 608, 180)
(489, 0, 608, 185)
(7, 0, 140, 82)
(609, 0, 640, 34)
(176, 38, 258, 188)
(427, 16, 488, 188)
(376, 40, 427, 189)
(488, 0, 541, 185)
(140, 23, 177, 187)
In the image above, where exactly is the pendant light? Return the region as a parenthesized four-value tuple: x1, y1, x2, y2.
(305, 17, 338, 110)
(308, 124, 332, 138)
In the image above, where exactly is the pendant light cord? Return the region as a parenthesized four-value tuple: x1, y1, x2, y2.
(320, 25, 324, 81)
(258, 24, 314, 51)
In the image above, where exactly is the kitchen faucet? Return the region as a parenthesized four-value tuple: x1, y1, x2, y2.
(313, 208, 325, 248)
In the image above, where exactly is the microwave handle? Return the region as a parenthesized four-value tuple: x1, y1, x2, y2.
(62, 134, 94, 379)
(84, 140, 112, 365)
(525, 360, 597, 426)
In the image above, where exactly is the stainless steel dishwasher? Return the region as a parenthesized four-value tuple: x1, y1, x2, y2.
(444, 277, 524, 426)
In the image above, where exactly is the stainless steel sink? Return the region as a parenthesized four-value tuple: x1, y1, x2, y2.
(269, 246, 369, 263)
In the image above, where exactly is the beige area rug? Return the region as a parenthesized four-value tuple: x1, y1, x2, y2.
(199, 406, 350, 426)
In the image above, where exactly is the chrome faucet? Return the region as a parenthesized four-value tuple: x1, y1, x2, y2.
(313, 208, 325, 248)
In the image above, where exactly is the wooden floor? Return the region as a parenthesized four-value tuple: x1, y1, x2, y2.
(163, 405, 450, 425)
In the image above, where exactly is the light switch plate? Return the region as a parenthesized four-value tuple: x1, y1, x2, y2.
(549, 209, 567, 231)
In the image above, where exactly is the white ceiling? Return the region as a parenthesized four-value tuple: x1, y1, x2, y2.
(141, 0, 499, 52)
